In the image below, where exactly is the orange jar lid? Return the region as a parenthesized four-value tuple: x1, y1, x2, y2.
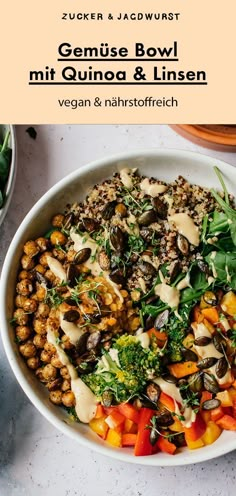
(170, 125, 236, 152)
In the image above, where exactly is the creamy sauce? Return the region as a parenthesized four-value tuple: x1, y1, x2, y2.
(70, 231, 123, 302)
(47, 325, 97, 422)
(140, 178, 167, 197)
(59, 312, 83, 346)
(154, 377, 196, 427)
(207, 276, 215, 285)
(168, 213, 200, 246)
(138, 277, 147, 293)
(47, 256, 67, 282)
(120, 168, 134, 189)
(136, 332, 150, 349)
(155, 283, 180, 308)
(209, 251, 218, 278)
(176, 273, 191, 291)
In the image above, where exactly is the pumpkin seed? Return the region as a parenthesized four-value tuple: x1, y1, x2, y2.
(177, 234, 189, 255)
(152, 197, 168, 219)
(76, 332, 89, 356)
(156, 412, 174, 427)
(188, 372, 203, 393)
(138, 209, 157, 226)
(154, 309, 169, 329)
(138, 261, 156, 277)
(102, 390, 114, 407)
(215, 357, 228, 379)
(194, 336, 212, 346)
(63, 309, 80, 322)
(203, 373, 220, 394)
(82, 217, 100, 232)
(163, 374, 177, 384)
(139, 227, 153, 243)
(149, 427, 159, 446)
(181, 348, 198, 362)
(202, 398, 221, 411)
(98, 250, 110, 271)
(63, 213, 74, 231)
(145, 315, 155, 331)
(109, 268, 126, 286)
(74, 248, 91, 264)
(213, 334, 227, 353)
(86, 330, 101, 351)
(101, 201, 117, 221)
(197, 357, 218, 369)
(145, 382, 161, 404)
(110, 226, 125, 251)
(169, 261, 181, 283)
(66, 264, 78, 287)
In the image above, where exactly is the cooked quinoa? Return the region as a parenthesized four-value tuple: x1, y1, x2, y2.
(12, 167, 224, 415)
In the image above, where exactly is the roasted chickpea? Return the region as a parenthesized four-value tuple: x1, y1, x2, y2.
(61, 334, 73, 350)
(34, 264, 46, 275)
(66, 249, 77, 262)
(39, 251, 52, 267)
(51, 214, 65, 228)
(33, 318, 46, 335)
(19, 341, 36, 358)
(51, 355, 63, 368)
(35, 367, 48, 382)
(42, 364, 57, 381)
(44, 342, 56, 354)
(40, 350, 52, 363)
(49, 390, 62, 405)
(47, 378, 63, 391)
(36, 302, 50, 318)
(50, 230, 67, 246)
(60, 366, 70, 380)
(35, 237, 49, 252)
(13, 309, 29, 325)
(34, 285, 47, 301)
(62, 391, 75, 408)
(18, 270, 34, 281)
(33, 334, 46, 348)
(52, 247, 66, 261)
(21, 254, 35, 271)
(27, 356, 40, 370)
(61, 379, 71, 392)
(44, 270, 56, 284)
(15, 295, 27, 308)
(23, 298, 38, 313)
(23, 240, 39, 258)
(115, 203, 128, 217)
(15, 325, 31, 342)
(16, 279, 33, 296)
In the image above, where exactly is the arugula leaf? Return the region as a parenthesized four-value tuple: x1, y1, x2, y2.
(207, 211, 230, 236)
(205, 251, 236, 289)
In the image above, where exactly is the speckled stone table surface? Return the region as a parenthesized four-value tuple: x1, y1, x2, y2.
(1, 125, 236, 496)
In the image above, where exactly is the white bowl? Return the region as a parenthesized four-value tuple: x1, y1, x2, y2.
(1, 148, 236, 466)
(0, 125, 17, 227)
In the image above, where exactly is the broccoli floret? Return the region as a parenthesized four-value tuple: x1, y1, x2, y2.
(82, 334, 162, 403)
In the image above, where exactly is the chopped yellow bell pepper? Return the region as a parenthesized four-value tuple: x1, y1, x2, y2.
(185, 437, 204, 450)
(201, 421, 222, 445)
(106, 428, 122, 447)
(89, 417, 109, 439)
(221, 291, 236, 316)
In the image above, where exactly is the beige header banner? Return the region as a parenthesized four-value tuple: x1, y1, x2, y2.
(1, 1, 235, 123)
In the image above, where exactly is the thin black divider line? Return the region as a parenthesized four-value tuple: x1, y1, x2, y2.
(29, 81, 208, 85)
(57, 58, 179, 62)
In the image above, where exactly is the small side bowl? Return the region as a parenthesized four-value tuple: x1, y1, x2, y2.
(1, 148, 236, 466)
(0, 125, 17, 227)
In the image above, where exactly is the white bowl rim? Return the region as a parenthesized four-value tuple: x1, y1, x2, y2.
(0, 124, 17, 226)
(1, 147, 236, 467)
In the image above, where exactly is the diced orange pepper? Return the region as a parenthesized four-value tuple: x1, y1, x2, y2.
(168, 361, 199, 379)
(233, 398, 236, 419)
(220, 291, 236, 316)
(216, 390, 233, 407)
(94, 404, 105, 419)
(147, 328, 167, 348)
(201, 307, 219, 325)
(105, 410, 125, 429)
(159, 392, 175, 411)
(169, 418, 183, 432)
(117, 402, 140, 424)
(231, 379, 236, 390)
(193, 305, 204, 323)
(106, 428, 122, 447)
(89, 417, 109, 440)
(201, 421, 222, 445)
(156, 436, 177, 455)
(122, 433, 137, 447)
(211, 406, 224, 422)
(216, 414, 236, 431)
(124, 418, 138, 434)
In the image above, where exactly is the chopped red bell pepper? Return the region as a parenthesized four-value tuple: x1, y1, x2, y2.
(122, 433, 137, 447)
(156, 435, 177, 455)
(134, 408, 155, 456)
(216, 414, 236, 431)
(211, 406, 224, 422)
(105, 410, 125, 429)
(184, 413, 206, 442)
(117, 402, 140, 424)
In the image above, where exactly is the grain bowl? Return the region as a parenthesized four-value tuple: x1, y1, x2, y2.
(1, 149, 236, 466)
